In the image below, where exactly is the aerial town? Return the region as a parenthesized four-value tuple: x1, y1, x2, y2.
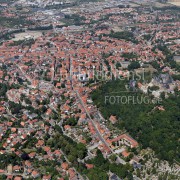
(0, 0, 180, 180)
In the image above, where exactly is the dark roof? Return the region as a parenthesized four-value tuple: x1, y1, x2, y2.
(110, 174, 122, 180)
(154, 73, 173, 85)
(133, 162, 142, 169)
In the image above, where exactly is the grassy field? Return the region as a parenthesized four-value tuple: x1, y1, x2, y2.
(12, 31, 42, 41)
(168, 1, 180, 6)
(153, 2, 174, 8)
(129, 2, 140, 7)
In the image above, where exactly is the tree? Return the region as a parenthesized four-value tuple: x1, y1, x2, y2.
(122, 52, 138, 60)
(109, 31, 138, 44)
(25, 98, 32, 105)
(63, 117, 77, 126)
(151, 61, 160, 70)
(61, 83, 65, 88)
(128, 61, 140, 70)
(68, 154, 76, 162)
(116, 62, 121, 69)
(0, 175, 7, 180)
(109, 154, 117, 162)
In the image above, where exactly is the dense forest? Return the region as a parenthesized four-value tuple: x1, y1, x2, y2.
(91, 79, 180, 163)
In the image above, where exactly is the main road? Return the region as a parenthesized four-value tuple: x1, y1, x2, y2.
(75, 90, 126, 165)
